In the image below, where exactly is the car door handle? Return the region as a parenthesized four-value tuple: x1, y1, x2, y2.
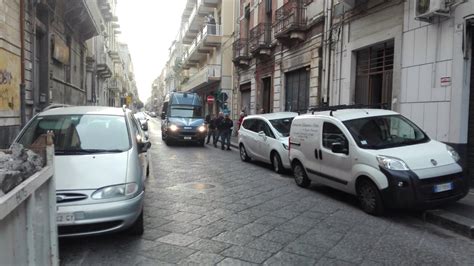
(319, 150, 323, 160)
(314, 149, 319, 160)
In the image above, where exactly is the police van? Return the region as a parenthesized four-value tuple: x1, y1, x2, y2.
(289, 106, 469, 215)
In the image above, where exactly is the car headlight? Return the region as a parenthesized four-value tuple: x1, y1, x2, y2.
(376, 155, 410, 171)
(282, 143, 289, 150)
(91, 183, 138, 199)
(198, 125, 206, 133)
(169, 124, 178, 132)
(446, 145, 460, 162)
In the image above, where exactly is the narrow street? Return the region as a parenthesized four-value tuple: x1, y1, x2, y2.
(59, 119, 474, 265)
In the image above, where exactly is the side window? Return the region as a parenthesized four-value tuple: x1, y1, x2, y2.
(242, 119, 255, 130)
(322, 122, 348, 150)
(249, 119, 262, 133)
(263, 122, 275, 138)
(129, 115, 141, 138)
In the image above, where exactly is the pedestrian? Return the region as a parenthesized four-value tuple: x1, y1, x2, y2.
(214, 112, 224, 148)
(207, 14, 216, 35)
(206, 114, 217, 144)
(237, 111, 246, 131)
(220, 114, 233, 150)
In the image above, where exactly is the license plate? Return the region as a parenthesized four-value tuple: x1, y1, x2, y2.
(184, 127, 192, 130)
(57, 213, 75, 225)
(433, 182, 453, 193)
(184, 136, 192, 140)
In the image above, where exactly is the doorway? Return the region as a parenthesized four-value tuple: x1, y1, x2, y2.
(285, 67, 309, 113)
(467, 26, 474, 186)
(240, 83, 251, 114)
(262, 77, 272, 113)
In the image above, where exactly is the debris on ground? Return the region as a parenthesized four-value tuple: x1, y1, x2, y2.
(0, 144, 44, 195)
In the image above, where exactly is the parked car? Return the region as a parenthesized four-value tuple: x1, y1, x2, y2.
(289, 107, 469, 215)
(134, 112, 149, 131)
(238, 112, 298, 173)
(13, 106, 151, 237)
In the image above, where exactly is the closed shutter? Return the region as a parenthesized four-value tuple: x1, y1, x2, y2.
(285, 68, 309, 113)
(467, 29, 474, 184)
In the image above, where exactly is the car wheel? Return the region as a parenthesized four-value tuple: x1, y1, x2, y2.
(357, 179, 384, 216)
(127, 210, 144, 236)
(293, 162, 310, 188)
(165, 138, 172, 146)
(240, 145, 251, 162)
(271, 152, 284, 174)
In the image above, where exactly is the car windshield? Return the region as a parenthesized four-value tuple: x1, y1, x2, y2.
(18, 115, 131, 155)
(343, 115, 429, 149)
(269, 117, 294, 137)
(170, 105, 202, 118)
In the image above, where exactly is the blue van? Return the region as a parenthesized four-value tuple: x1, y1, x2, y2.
(161, 92, 207, 145)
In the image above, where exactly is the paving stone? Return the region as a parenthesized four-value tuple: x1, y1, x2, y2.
(212, 231, 255, 246)
(165, 212, 203, 222)
(283, 241, 326, 259)
(157, 233, 200, 246)
(234, 222, 275, 237)
(141, 243, 196, 264)
(246, 238, 285, 253)
(263, 251, 316, 266)
(253, 215, 288, 226)
(188, 239, 232, 254)
(260, 230, 299, 244)
(209, 219, 245, 231)
(222, 213, 259, 224)
(189, 215, 223, 226)
(178, 251, 224, 265)
(186, 225, 226, 239)
(142, 228, 171, 241)
(221, 246, 273, 264)
(275, 221, 314, 234)
(217, 258, 259, 266)
(315, 257, 358, 265)
(325, 232, 380, 263)
(135, 256, 174, 266)
(157, 221, 201, 234)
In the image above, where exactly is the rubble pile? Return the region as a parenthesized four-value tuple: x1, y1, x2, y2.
(0, 144, 43, 196)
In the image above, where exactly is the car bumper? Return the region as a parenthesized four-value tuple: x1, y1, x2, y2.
(167, 131, 207, 142)
(57, 191, 144, 237)
(281, 151, 291, 169)
(379, 168, 469, 209)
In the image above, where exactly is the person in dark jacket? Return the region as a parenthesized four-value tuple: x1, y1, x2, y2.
(220, 114, 233, 150)
(213, 112, 224, 148)
(206, 114, 217, 144)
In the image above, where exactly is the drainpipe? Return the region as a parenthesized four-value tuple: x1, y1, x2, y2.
(322, 0, 333, 105)
(20, 0, 26, 127)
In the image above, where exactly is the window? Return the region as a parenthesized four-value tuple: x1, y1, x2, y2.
(269, 117, 294, 137)
(242, 119, 256, 131)
(322, 122, 348, 150)
(261, 122, 275, 138)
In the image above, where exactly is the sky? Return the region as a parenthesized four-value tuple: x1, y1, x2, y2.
(116, 0, 186, 103)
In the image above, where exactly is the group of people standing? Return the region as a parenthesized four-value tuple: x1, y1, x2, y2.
(205, 112, 233, 150)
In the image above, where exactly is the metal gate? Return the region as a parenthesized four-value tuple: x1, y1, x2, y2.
(285, 67, 309, 113)
(355, 40, 394, 107)
(467, 27, 474, 186)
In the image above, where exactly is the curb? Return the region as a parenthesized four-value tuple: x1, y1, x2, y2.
(423, 209, 474, 239)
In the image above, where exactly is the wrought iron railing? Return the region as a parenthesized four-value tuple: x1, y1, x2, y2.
(233, 38, 249, 60)
(249, 23, 272, 53)
(274, 0, 306, 37)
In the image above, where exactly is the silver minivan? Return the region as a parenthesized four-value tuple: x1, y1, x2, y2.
(14, 106, 150, 237)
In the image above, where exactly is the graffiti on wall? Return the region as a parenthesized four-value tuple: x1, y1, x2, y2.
(0, 49, 20, 111)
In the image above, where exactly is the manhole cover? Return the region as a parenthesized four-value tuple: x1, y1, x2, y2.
(186, 183, 216, 190)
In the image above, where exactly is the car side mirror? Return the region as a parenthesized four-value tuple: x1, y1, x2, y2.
(258, 131, 266, 139)
(331, 142, 348, 155)
(137, 136, 151, 153)
(141, 124, 148, 131)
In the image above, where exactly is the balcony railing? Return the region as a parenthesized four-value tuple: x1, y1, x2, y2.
(233, 38, 250, 66)
(108, 77, 122, 92)
(274, 0, 307, 39)
(181, 64, 221, 92)
(96, 52, 113, 78)
(249, 23, 272, 55)
(182, 24, 222, 67)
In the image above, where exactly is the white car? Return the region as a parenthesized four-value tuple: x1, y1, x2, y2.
(238, 112, 298, 173)
(14, 106, 150, 237)
(289, 107, 469, 215)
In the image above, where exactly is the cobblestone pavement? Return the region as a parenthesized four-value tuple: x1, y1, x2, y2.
(60, 119, 474, 265)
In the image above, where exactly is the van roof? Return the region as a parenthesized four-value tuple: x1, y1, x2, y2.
(245, 112, 299, 120)
(38, 106, 127, 116)
(300, 108, 399, 121)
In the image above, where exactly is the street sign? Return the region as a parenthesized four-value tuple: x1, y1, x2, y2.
(126, 96, 132, 105)
(207, 95, 215, 103)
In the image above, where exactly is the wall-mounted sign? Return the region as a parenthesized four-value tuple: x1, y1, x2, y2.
(0, 49, 20, 112)
(207, 95, 215, 104)
(440, 77, 451, 87)
(52, 35, 70, 65)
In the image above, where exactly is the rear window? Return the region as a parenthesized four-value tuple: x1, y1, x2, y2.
(18, 115, 131, 154)
(269, 117, 294, 137)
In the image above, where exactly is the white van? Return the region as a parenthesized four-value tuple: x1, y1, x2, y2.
(289, 108, 469, 215)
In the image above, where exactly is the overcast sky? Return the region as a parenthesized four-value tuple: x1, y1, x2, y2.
(116, 0, 186, 102)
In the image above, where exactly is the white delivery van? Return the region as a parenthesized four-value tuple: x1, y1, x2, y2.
(289, 107, 469, 215)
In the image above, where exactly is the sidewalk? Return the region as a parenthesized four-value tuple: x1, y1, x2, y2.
(423, 189, 474, 239)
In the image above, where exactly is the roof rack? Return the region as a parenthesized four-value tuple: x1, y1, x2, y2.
(42, 104, 72, 111)
(309, 103, 389, 116)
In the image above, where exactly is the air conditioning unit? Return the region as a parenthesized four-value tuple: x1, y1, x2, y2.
(415, 0, 450, 22)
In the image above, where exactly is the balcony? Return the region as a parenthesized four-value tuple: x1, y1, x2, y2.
(274, 0, 307, 42)
(181, 0, 217, 44)
(98, 0, 113, 22)
(65, 0, 102, 41)
(233, 39, 250, 67)
(96, 52, 113, 78)
(108, 49, 121, 63)
(182, 24, 222, 68)
(108, 77, 122, 93)
(181, 64, 221, 92)
(249, 23, 272, 57)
